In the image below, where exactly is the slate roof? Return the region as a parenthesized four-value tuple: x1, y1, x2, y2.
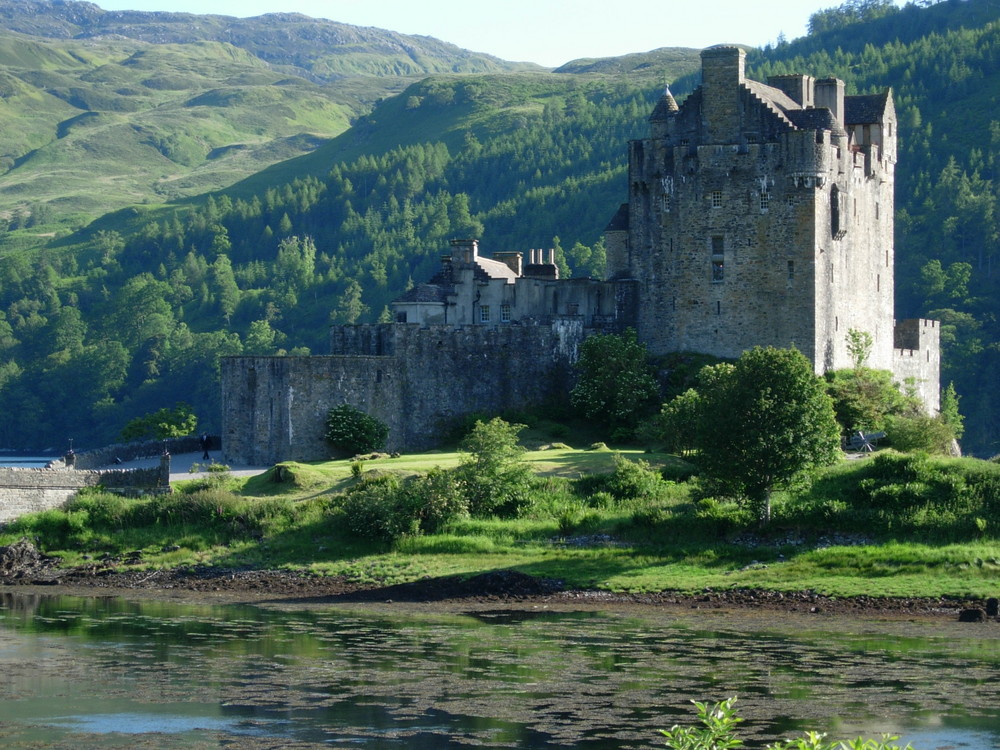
(474, 256, 518, 282)
(845, 91, 890, 125)
(394, 282, 451, 305)
(787, 107, 847, 135)
(605, 203, 629, 232)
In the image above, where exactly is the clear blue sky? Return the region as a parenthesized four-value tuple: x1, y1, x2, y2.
(94, 0, 906, 68)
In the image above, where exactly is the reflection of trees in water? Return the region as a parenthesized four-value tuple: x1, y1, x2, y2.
(0, 593, 998, 748)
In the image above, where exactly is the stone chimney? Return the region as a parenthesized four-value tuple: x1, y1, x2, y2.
(767, 74, 814, 108)
(493, 251, 523, 276)
(815, 77, 845, 128)
(700, 46, 745, 143)
(449, 238, 479, 266)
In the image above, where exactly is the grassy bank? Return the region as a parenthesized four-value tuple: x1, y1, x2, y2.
(3, 446, 999, 600)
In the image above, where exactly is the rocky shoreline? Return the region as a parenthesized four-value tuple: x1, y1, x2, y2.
(2, 539, 995, 621)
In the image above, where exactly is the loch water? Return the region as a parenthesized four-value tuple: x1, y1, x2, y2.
(0, 592, 998, 749)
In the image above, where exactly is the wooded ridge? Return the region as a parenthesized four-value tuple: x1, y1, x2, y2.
(0, 0, 995, 457)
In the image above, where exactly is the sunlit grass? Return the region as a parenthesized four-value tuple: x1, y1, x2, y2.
(4, 447, 1000, 599)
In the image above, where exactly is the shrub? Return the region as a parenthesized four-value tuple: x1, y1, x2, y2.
(660, 697, 913, 750)
(606, 454, 666, 501)
(340, 469, 468, 541)
(340, 474, 416, 542)
(885, 414, 956, 454)
(456, 418, 533, 518)
(325, 403, 389, 456)
(407, 467, 467, 533)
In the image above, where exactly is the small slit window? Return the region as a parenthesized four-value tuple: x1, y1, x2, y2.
(711, 236, 725, 282)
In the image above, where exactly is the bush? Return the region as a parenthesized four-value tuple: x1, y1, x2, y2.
(340, 474, 417, 542)
(340, 469, 468, 541)
(885, 414, 956, 454)
(606, 454, 666, 501)
(407, 467, 468, 533)
(325, 404, 389, 456)
(456, 418, 533, 518)
(660, 697, 913, 750)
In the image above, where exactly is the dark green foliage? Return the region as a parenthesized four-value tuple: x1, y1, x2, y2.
(788, 451, 1000, 540)
(455, 417, 533, 517)
(324, 404, 389, 457)
(570, 328, 659, 437)
(340, 474, 418, 542)
(885, 414, 957, 454)
(120, 402, 198, 442)
(339, 468, 468, 541)
(690, 347, 842, 523)
(825, 368, 919, 436)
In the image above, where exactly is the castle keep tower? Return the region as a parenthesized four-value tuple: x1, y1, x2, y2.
(606, 46, 932, 389)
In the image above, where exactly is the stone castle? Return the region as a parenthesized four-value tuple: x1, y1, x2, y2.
(221, 46, 939, 466)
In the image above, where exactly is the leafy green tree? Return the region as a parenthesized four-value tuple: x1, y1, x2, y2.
(455, 417, 532, 517)
(570, 328, 659, 437)
(324, 403, 389, 456)
(825, 368, 919, 436)
(845, 328, 873, 370)
(333, 280, 368, 324)
(940, 381, 964, 441)
(694, 347, 841, 524)
(121, 402, 198, 442)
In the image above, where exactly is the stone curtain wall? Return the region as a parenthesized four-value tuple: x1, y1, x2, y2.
(222, 321, 584, 465)
(0, 464, 167, 524)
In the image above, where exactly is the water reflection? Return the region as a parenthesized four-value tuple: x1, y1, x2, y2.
(0, 591, 998, 749)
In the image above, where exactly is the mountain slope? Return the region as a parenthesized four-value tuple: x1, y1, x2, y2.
(0, 0, 532, 80)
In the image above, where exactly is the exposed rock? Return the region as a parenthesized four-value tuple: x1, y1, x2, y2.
(958, 607, 987, 622)
(0, 538, 45, 577)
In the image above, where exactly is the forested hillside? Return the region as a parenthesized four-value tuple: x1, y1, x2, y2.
(0, 0, 996, 457)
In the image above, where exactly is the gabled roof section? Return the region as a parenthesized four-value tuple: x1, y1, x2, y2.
(605, 203, 629, 232)
(394, 282, 452, 305)
(845, 91, 891, 125)
(475, 256, 518, 282)
(742, 79, 798, 129)
(787, 107, 847, 135)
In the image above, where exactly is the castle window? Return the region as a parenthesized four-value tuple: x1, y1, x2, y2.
(711, 190, 723, 209)
(500, 304, 511, 322)
(396, 311, 407, 323)
(747, 134, 758, 144)
(480, 305, 490, 323)
(787, 260, 795, 281)
(711, 236, 725, 282)
(760, 191, 770, 212)
(831, 185, 845, 239)
(662, 194, 671, 211)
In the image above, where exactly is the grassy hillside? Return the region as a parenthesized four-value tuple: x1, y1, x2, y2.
(0, 0, 539, 228)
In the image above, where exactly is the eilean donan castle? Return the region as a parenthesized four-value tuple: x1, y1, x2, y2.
(221, 46, 939, 465)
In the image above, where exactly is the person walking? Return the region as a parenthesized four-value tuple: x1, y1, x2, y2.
(199, 433, 211, 460)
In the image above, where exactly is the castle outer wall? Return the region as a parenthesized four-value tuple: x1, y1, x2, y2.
(221, 321, 583, 465)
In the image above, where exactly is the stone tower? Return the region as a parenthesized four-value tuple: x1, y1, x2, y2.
(606, 45, 920, 382)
